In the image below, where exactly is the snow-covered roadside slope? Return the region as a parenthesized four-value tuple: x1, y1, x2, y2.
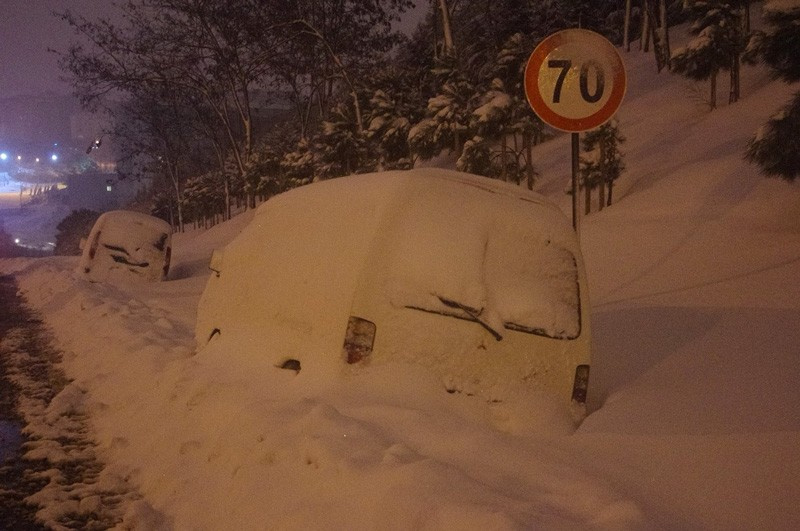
(2, 32, 800, 531)
(572, 40, 800, 531)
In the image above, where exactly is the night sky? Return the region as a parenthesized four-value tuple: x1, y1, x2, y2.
(0, 1, 427, 98)
(0, 1, 123, 97)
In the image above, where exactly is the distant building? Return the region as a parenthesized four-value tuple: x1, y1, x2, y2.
(64, 172, 147, 211)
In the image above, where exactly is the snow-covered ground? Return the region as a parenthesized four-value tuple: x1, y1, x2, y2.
(2, 31, 800, 530)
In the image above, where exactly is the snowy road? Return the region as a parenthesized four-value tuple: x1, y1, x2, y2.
(0, 274, 139, 529)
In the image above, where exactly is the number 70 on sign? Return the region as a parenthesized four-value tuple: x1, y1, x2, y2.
(524, 29, 626, 133)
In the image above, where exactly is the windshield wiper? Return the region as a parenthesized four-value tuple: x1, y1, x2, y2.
(437, 296, 503, 341)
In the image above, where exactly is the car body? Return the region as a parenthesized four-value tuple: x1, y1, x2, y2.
(195, 169, 590, 406)
(77, 210, 172, 283)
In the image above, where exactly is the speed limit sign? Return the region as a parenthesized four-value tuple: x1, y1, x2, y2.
(525, 29, 626, 132)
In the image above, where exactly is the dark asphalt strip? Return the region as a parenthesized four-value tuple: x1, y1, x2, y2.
(0, 274, 49, 530)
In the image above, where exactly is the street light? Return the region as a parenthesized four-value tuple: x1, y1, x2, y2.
(51, 154, 58, 162)
(0, 152, 7, 161)
(86, 138, 102, 154)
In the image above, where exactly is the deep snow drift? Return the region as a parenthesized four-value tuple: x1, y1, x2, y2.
(2, 25, 800, 531)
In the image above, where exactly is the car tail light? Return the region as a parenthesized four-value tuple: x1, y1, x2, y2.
(571, 364, 590, 403)
(342, 316, 376, 364)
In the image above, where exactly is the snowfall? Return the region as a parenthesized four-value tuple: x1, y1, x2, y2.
(2, 19, 800, 531)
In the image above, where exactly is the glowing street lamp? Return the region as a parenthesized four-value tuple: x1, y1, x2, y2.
(0, 152, 7, 161)
(51, 154, 58, 162)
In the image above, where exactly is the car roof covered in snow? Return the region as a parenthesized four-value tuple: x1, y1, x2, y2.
(195, 168, 581, 380)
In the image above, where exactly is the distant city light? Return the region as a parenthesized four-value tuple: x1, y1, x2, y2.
(14, 238, 20, 244)
(0, 152, 7, 161)
(35, 157, 40, 163)
(16, 155, 21, 161)
(51, 153, 58, 162)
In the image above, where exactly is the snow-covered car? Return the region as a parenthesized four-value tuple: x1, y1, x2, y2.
(196, 169, 590, 406)
(77, 210, 172, 283)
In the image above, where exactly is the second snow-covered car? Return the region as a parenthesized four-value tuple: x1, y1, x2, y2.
(195, 169, 590, 407)
(77, 210, 172, 284)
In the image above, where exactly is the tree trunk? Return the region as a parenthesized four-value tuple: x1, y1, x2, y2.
(659, 0, 671, 70)
(607, 180, 614, 206)
(524, 133, 535, 190)
(641, 1, 650, 52)
(210, 140, 231, 221)
(501, 135, 508, 182)
(598, 142, 607, 211)
(743, 0, 751, 34)
(169, 167, 184, 233)
(297, 20, 364, 133)
(624, 0, 632, 52)
(438, 0, 455, 55)
(598, 178, 606, 211)
(729, 53, 740, 104)
(223, 176, 231, 220)
(584, 179, 592, 215)
(710, 71, 717, 110)
(644, 0, 665, 71)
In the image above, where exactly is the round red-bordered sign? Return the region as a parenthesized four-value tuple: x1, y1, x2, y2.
(525, 29, 626, 132)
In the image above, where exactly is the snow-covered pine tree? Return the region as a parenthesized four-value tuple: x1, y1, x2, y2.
(183, 171, 226, 227)
(458, 33, 544, 185)
(746, 0, 800, 181)
(489, 32, 544, 186)
(314, 103, 365, 178)
(54, 209, 101, 255)
(366, 89, 413, 170)
(245, 140, 284, 203)
(457, 136, 493, 176)
(463, 78, 518, 180)
(280, 138, 317, 187)
(579, 120, 626, 213)
(408, 54, 475, 160)
(747, 93, 800, 180)
(671, 1, 748, 109)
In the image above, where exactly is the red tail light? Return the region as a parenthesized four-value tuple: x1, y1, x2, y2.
(571, 364, 590, 403)
(343, 316, 376, 364)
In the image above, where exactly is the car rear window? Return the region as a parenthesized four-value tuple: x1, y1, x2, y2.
(383, 188, 581, 340)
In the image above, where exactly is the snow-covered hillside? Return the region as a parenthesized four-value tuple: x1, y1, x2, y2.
(2, 29, 800, 530)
